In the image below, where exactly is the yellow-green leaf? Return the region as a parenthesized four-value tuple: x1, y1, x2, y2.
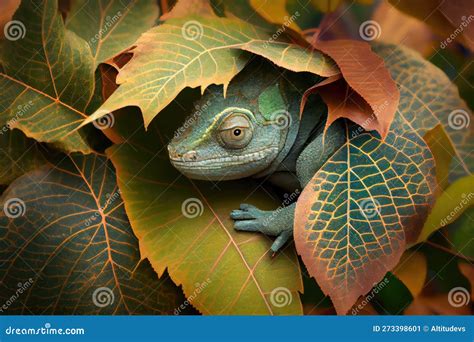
(424, 124, 456, 190)
(66, 0, 160, 66)
(249, 0, 301, 32)
(84, 15, 338, 128)
(219, 0, 276, 30)
(417, 175, 474, 243)
(106, 109, 303, 315)
(0, 153, 184, 314)
(392, 250, 427, 297)
(0, 0, 94, 153)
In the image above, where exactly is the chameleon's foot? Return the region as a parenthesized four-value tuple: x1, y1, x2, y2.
(230, 203, 293, 253)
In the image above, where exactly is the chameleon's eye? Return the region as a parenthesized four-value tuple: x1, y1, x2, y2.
(218, 113, 253, 149)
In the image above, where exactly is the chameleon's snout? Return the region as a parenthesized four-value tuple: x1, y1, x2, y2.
(167, 144, 198, 162)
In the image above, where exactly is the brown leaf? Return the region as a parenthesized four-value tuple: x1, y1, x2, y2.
(311, 39, 400, 138)
(304, 78, 374, 135)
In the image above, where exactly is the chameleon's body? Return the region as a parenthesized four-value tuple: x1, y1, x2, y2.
(168, 60, 346, 252)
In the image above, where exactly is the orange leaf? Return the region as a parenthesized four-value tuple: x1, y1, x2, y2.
(389, 0, 474, 51)
(0, 0, 20, 38)
(372, 1, 436, 57)
(312, 39, 400, 138)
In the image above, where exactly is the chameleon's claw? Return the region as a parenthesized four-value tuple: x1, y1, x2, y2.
(239, 203, 258, 210)
(231, 203, 295, 254)
(270, 230, 292, 253)
(230, 210, 256, 220)
(232, 203, 271, 234)
(231, 203, 265, 221)
(234, 220, 260, 232)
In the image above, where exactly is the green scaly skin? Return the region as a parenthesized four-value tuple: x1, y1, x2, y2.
(168, 59, 346, 252)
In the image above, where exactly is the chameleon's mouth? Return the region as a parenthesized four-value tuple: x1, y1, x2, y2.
(169, 147, 278, 169)
(168, 146, 280, 180)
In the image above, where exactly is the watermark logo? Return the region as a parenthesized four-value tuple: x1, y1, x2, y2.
(270, 287, 292, 307)
(352, 277, 389, 315)
(440, 192, 473, 227)
(3, 198, 26, 219)
(181, 198, 204, 218)
(270, 110, 292, 130)
(89, 12, 122, 45)
(5, 322, 85, 335)
(448, 109, 470, 130)
(4, 20, 26, 41)
(0, 101, 34, 136)
(92, 287, 115, 307)
(263, 11, 300, 48)
(0, 278, 34, 313)
(182, 21, 204, 41)
(448, 287, 470, 307)
(262, 189, 300, 227)
(359, 20, 381, 41)
(350, 100, 390, 139)
(173, 99, 211, 139)
(84, 189, 121, 227)
(440, 15, 474, 49)
(92, 110, 115, 130)
(358, 198, 380, 219)
(174, 278, 212, 315)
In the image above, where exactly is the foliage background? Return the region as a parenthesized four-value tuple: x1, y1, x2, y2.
(0, 0, 472, 315)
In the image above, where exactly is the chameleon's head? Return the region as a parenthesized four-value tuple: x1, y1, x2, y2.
(168, 96, 291, 180)
(168, 82, 295, 181)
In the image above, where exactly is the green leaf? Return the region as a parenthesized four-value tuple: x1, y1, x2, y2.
(295, 127, 436, 314)
(0, 0, 94, 153)
(0, 153, 183, 314)
(106, 109, 303, 315)
(295, 42, 448, 314)
(449, 207, 474, 259)
(0, 129, 46, 185)
(65, 0, 159, 66)
(84, 14, 338, 128)
(417, 174, 474, 243)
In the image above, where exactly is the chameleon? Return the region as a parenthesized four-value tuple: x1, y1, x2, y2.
(168, 59, 346, 253)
